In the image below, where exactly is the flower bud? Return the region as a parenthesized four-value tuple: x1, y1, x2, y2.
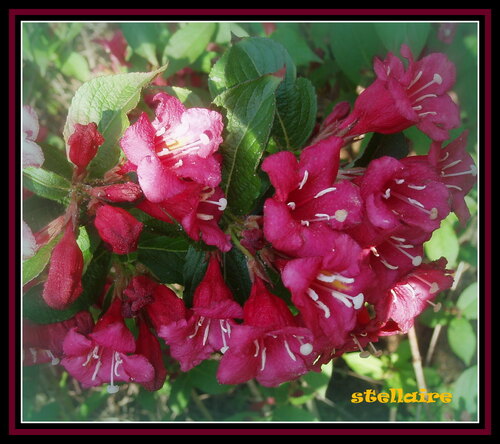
(67, 122, 105, 171)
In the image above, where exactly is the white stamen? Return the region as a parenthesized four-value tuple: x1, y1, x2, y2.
(298, 170, 309, 190)
(315, 300, 331, 318)
(446, 184, 463, 191)
(409, 73, 443, 97)
(351, 334, 370, 358)
(253, 340, 260, 357)
(188, 316, 204, 339)
(317, 273, 355, 284)
(395, 178, 405, 184)
(114, 352, 123, 377)
(412, 105, 422, 111)
(331, 290, 364, 309)
(287, 202, 296, 210)
(383, 188, 391, 199)
(441, 165, 477, 178)
(196, 213, 214, 221)
(442, 159, 462, 170)
(314, 187, 337, 199)
(334, 209, 348, 222)
(307, 288, 319, 301)
(202, 319, 211, 346)
(91, 359, 102, 382)
(205, 197, 227, 211)
(380, 258, 399, 270)
(46, 350, 60, 366)
(173, 159, 183, 168)
(299, 343, 313, 356)
(155, 126, 166, 137)
(418, 111, 438, 118)
(301, 220, 310, 227)
(389, 239, 422, 266)
(390, 191, 438, 220)
(369, 342, 383, 357)
(439, 152, 450, 162)
(220, 320, 229, 354)
(413, 275, 440, 293)
(390, 236, 406, 242)
(407, 70, 423, 90)
(413, 93, 438, 103)
(407, 184, 427, 190)
(283, 340, 297, 361)
(260, 347, 267, 371)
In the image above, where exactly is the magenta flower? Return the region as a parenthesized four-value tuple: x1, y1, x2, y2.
(381, 258, 454, 334)
(216, 278, 316, 387)
(281, 233, 373, 351)
(340, 45, 460, 141)
(158, 256, 243, 371)
(358, 155, 451, 233)
(94, 204, 143, 255)
(428, 130, 477, 226)
(23, 311, 94, 366)
(42, 223, 84, 310)
(120, 93, 224, 202)
(262, 136, 363, 257)
(61, 298, 154, 393)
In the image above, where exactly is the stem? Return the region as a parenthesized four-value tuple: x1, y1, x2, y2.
(407, 325, 427, 420)
(191, 389, 214, 421)
(229, 226, 254, 260)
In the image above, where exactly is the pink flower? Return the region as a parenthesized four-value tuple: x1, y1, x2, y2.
(217, 278, 316, 387)
(42, 224, 84, 310)
(94, 204, 143, 254)
(340, 45, 460, 141)
(89, 182, 143, 203)
(281, 233, 373, 351)
(358, 155, 451, 233)
(23, 311, 94, 366)
(61, 298, 154, 393)
(67, 122, 105, 175)
(22, 105, 44, 168)
(120, 93, 224, 203)
(158, 256, 243, 371)
(428, 130, 477, 226)
(262, 136, 362, 257)
(381, 258, 454, 334)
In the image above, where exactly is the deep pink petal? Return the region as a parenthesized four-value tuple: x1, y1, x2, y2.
(120, 113, 157, 166)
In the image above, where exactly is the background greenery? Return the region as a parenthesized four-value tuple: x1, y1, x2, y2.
(22, 21, 479, 422)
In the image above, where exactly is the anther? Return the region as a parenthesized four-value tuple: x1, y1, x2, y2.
(351, 334, 370, 358)
(283, 339, 297, 361)
(298, 170, 309, 190)
(287, 202, 296, 210)
(260, 347, 267, 371)
(314, 187, 337, 199)
(196, 213, 214, 221)
(46, 350, 60, 366)
(204, 197, 227, 211)
(331, 290, 364, 309)
(426, 300, 442, 312)
(369, 342, 383, 357)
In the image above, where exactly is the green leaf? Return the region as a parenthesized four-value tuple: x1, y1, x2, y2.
(447, 317, 476, 365)
(424, 214, 460, 267)
(59, 51, 91, 82)
(189, 360, 234, 395)
(271, 405, 318, 421)
(22, 167, 71, 203)
(342, 352, 385, 380)
(270, 24, 322, 67)
(63, 65, 167, 177)
(456, 282, 478, 320)
(374, 23, 431, 58)
(222, 247, 252, 306)
(328, 23, 385, 85)
(120, 23, 164, 66)
(137, 232, 190, 284)
(354, 132, 409, 167)
(213, 74, 281, 215)
(209, 37, 317, 150)
(162, 23, 216, 77)
(452, 365, 478, 415)
(182, 246, 208, 307)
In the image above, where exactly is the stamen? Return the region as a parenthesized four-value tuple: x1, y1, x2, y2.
(287, 202, 296, 210)
(204, 197, 227, 211)
(389, 239, 422, 266)
(114, 352, 123, 377)
(413, 93, 438, 103)
(317, 273, 355, 284)
(407, 184, 427, 190)
(409, 73, 443, 97)
(314, 187, 337, 199)
(294, 336, 314, 356)
(220, 320, 229, 354)
(351, 334, 370, 358)
(426, 300, 442, 312)
(395, 178, 405, 185)
(315, 300, 331, 318)
(202, 319, 211, 346)
(45, 350, 60, 366)
(155, 126, 166, 137)
(418, 111, 438, 118)
(298, 170, 309, 190)
(369, 342, 383, 357)
(441, 165, 477, 178)
(307, 288, 320, 301)
(91, 359, 102, 382)
(383, 188, 391, 199)
(412, 105, 422, 111)
(253, 340, 260, 357)
(413, 275, 440, 293)
(188, 316, 204, 339)
(260, 347, 267, 371)
(283, 340, 297, 362)
(439, 151, 450, 162)
(380, 258, 399, 270)
(390, 190, 438, 220)
(446, 184, 463, 191)
(407, 70, 423, 90)
(331, 290, 364, 309)
(196, 213, 214, 221)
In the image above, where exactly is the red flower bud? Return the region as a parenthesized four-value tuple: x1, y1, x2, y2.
(89, 182, 143, 203)
(42, 224, 84, 310)
(94, 204, 143, 254)
(68, 122, 105, 171)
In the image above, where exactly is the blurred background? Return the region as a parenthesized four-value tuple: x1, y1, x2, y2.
(22, 21, 479, 422)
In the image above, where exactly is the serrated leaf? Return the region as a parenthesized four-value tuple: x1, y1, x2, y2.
(213, 74, 281, 215)
(63, 65, 167, 177)
(22, 167, 71, 203)
(120, 22, 162, 66)
(137, 232, 190, 284)
(162, 23, 216, 77)
(354, 132, 409, 167)
(270, 24, 322, 67)
(447, 317, 476, 365)
(456, 282, 478, 320)
(375, 22, 431, 58)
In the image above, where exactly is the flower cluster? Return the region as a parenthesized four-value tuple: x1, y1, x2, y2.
(23, 44, 477, 393)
